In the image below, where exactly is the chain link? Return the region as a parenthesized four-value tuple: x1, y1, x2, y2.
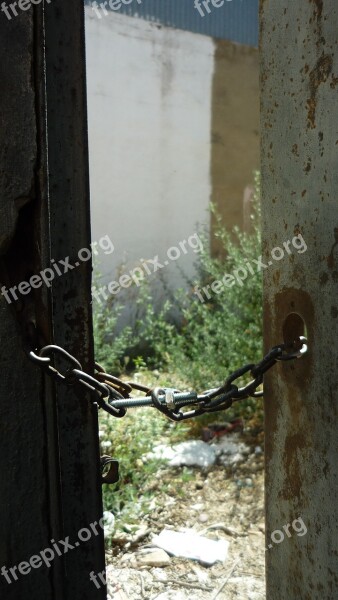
(28, 336, 308, 422)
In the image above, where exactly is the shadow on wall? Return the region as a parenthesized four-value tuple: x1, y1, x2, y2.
(210, 39, 260, 258)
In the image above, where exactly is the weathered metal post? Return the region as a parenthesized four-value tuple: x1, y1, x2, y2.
(0, 1, 106, 599)
(261, 0, 338, 597)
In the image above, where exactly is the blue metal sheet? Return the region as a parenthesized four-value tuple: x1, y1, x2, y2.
(85, 0, 259, 47)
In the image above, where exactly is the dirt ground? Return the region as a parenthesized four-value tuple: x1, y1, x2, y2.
(105, 435, 266, 600)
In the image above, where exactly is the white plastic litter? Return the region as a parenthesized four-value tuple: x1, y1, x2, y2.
(146, 440, 216, 468)
(145, 434, 251, 468)
(152, 529, 229, 565)
(102, 511, 116, 537)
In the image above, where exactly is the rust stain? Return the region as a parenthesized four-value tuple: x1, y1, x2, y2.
(307, 54, 333, 128)
(272, 270, 281, 286)
(330, 74, 338, 89)
(304, 159, 312, 173)
(331, 307, 338, 319)
(292, 143, 299, 156)
(310, 0, 323, 20)
(327, 227, 338, 269)
(264, 288, 314, 454)
(281, 432, 310, 500)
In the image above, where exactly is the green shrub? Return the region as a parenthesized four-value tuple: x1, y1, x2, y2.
(165, 195, 263, 392)
(93, 172, 263, 416)
(100, 408, 167, 520)
(94, 172, 263, 526)
(92, 281, 134, 374)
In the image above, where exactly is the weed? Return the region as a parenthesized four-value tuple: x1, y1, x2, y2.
(94, 172, 263, 529)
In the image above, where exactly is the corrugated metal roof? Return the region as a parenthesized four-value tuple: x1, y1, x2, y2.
(85, 0, 259, 47)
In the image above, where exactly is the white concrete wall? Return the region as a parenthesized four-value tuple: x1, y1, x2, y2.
(85, 10, 214, 295)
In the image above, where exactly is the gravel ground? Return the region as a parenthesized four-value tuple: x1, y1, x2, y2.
(105, 436, 266, 600)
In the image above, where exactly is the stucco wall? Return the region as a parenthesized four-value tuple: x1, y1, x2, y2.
(85, 10, 213, 291)
(85, 10, 259, 296)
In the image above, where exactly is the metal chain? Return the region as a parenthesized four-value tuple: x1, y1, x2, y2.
(28, 337, 308, 422)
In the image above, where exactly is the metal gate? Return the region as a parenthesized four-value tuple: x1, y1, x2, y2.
(0, 2, 106, 599)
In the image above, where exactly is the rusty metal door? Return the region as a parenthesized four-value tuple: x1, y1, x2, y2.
(0, 2, 106, 599)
